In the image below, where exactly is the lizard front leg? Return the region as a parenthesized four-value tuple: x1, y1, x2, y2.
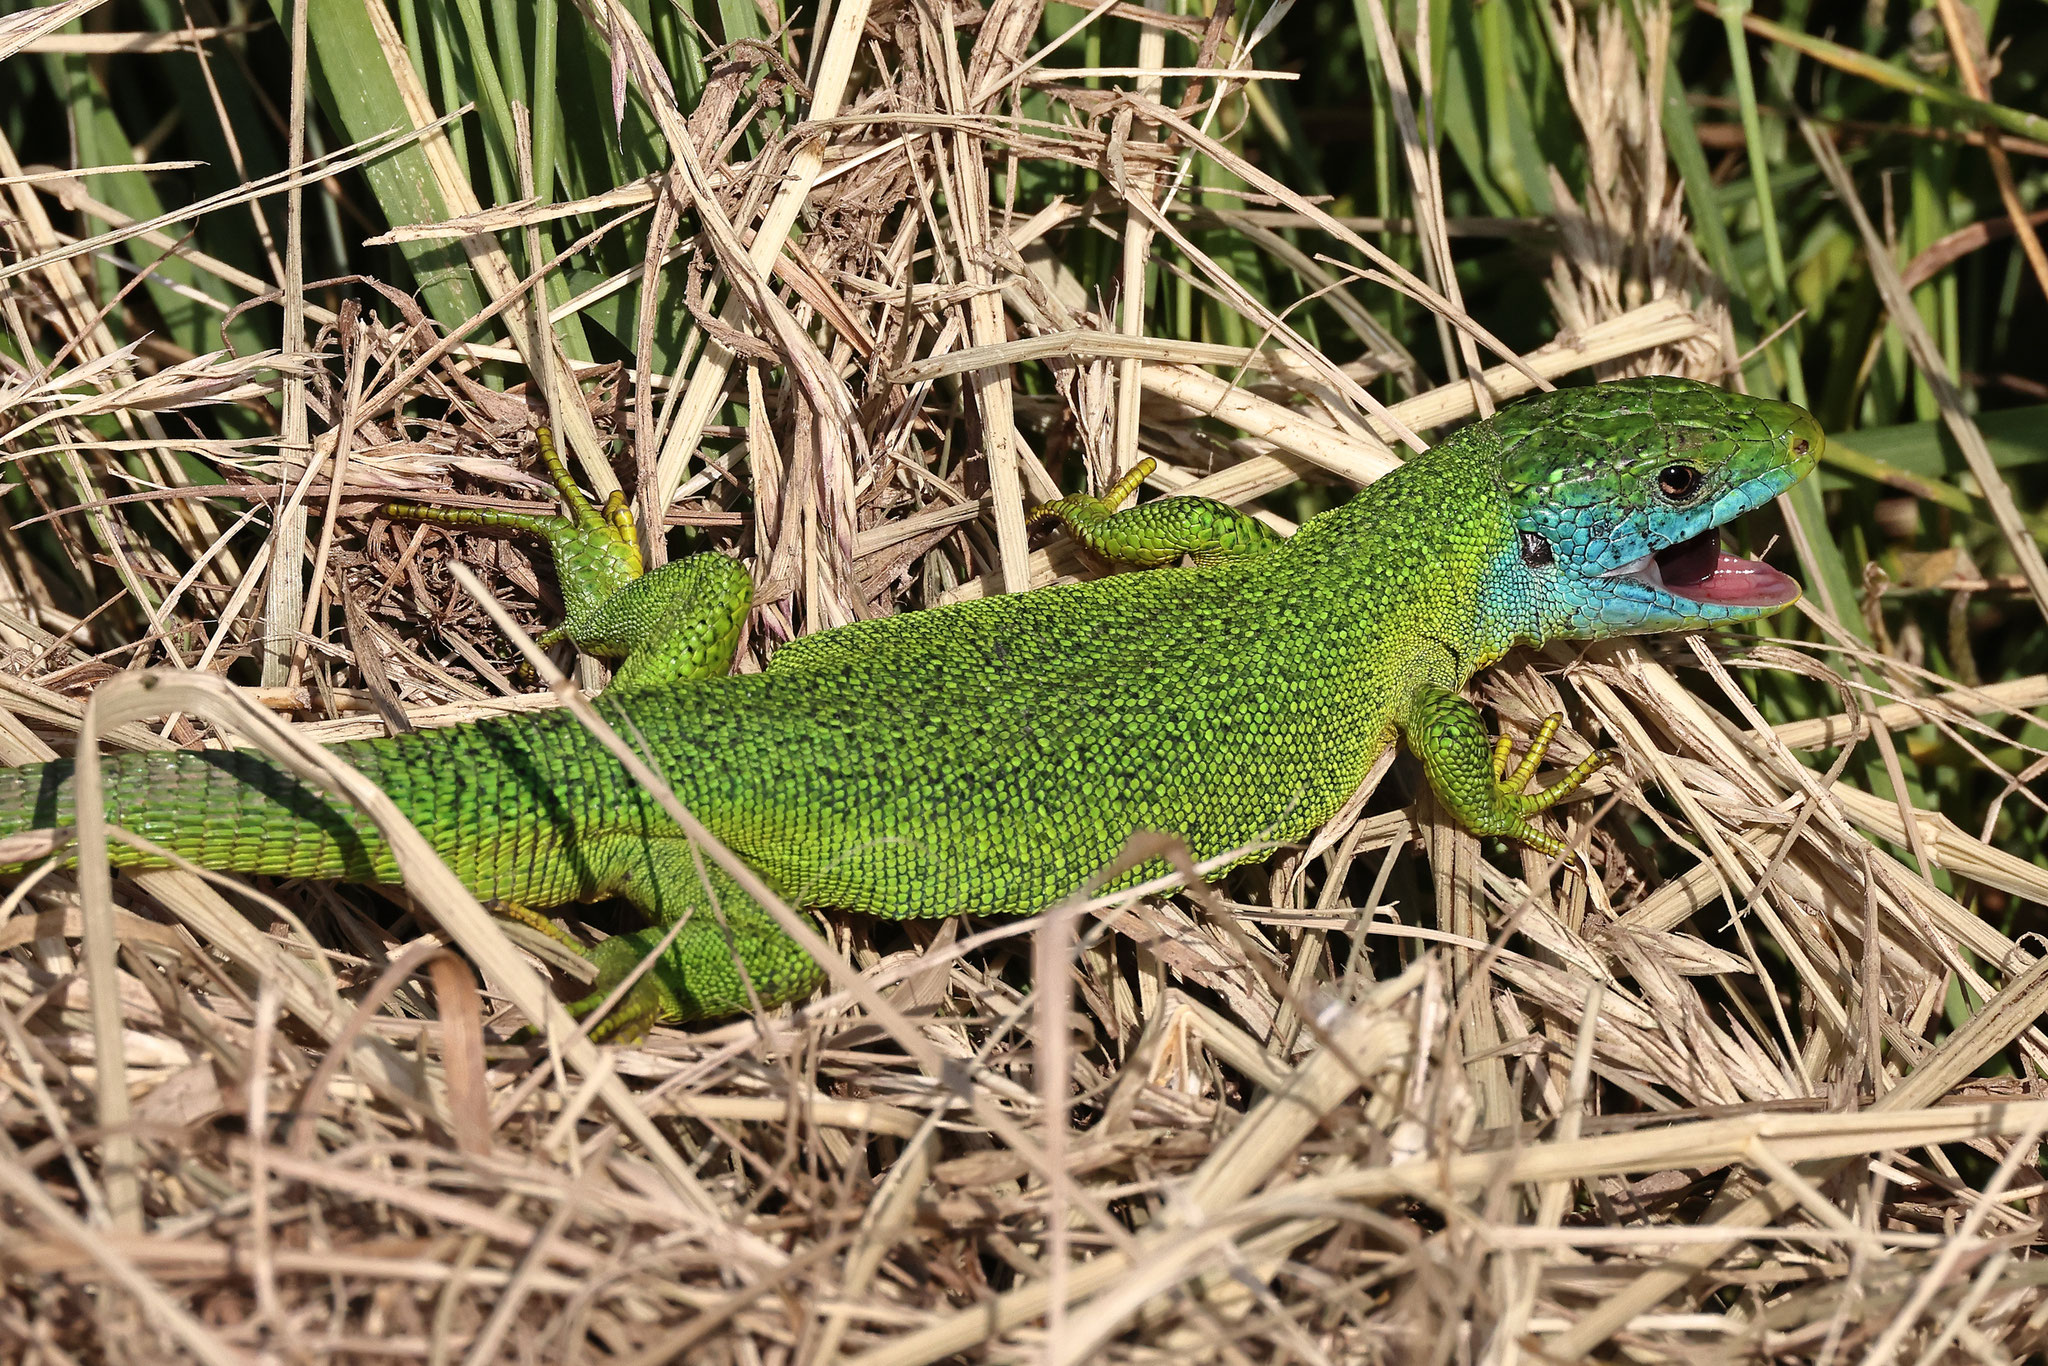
(1031, 457, 1286, 568)
(1402, 683, 1611, 859)
(385, 425, 754, 692)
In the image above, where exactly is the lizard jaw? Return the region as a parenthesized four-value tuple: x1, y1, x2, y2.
(1599, 527, 1799, 611)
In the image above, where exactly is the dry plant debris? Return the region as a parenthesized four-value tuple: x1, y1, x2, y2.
(1, 1, 2046, 1362)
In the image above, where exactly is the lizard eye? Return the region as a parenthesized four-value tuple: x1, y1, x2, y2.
(1519, 530, 1554, 568)
(1657, 464, 1704, 501)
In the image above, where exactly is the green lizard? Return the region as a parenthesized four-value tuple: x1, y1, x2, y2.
(0, 377, 1821, 1038)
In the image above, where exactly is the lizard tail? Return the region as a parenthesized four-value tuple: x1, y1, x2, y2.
(0, 748, 396, 881)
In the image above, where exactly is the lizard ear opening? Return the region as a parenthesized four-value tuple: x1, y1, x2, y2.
(1519, 530, 1555, 568)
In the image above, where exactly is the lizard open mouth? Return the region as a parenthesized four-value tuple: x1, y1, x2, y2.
(1603, 528, 1799, 610)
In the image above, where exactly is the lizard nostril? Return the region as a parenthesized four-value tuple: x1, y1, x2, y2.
(1792, 438, 1810, 457)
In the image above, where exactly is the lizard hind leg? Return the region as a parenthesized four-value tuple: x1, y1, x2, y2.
(568, 552, 755, 692)
(1031, 457, 1287, 569)
(384, 426, 647, 627)
(558, 848, 827, 1041)
(385, 426, 754, 691)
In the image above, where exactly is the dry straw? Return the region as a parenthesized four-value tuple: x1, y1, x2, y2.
(0, 0, 2044, 1362)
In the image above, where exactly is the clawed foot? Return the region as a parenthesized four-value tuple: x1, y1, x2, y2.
(558, 935, 677, 1043)
(383, 425, 646, 633)
(1028, 458, 1155, 529)
(1488, 713, 1611, 860)
(384, 424, 755, 694)
(1030, 458, 1284, 568)
(489, 900, 671, 1044)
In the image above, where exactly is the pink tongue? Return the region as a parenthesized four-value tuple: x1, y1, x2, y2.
(1681, 551, 1799, 608)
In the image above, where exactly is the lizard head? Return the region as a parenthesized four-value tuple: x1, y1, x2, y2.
(1493, 376, 1823, 642)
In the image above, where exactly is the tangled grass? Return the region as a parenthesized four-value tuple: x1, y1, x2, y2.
(2, 1, 2047, 1361)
